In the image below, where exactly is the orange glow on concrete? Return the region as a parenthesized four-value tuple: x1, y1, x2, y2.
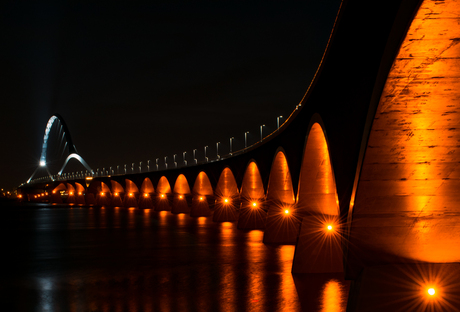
(238, 162, 266, 229)
(125, 179, 139, 194)
(215, 167, 238, 198)
(157, 176, 172, 195)
(110, 180, 124, 194)
(264, 151, 299, 244)
(140, 177, 154, 194)
(349, 0, 460, 268)
(193, 171, 214, 196)
(173, 174, 191, 195)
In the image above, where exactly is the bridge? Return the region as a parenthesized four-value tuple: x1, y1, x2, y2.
(18, 0, 460, 310)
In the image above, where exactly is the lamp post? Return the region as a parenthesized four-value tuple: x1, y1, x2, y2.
(245, 131, 249, 148)
(216, 142, 221, 159)
(230, 137, 234, 155)
(193, 149, 197, 164)
(204, 146, 208, 162)
(260, 124, 265, 141)
(277, 116, 283, 130)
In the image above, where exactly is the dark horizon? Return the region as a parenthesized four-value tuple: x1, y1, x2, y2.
(0, 1, 341, 189)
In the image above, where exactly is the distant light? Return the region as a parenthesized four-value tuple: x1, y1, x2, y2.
(129, 193, 133, 197)
(144, 193, 148, 198)
(224, 198, 229, 203)
(78, 192, 82, 195)
(69, 192, 73, 195)
(179, 195, 183, 199)
(200, 196, 204, 201)
(45, 192, 48, 196)
(284, 209, 290, 214)
(18, 194, 22, 198)
(428, 288, 435, 296)
(327, 225, 333, 231)
(52, 190, 56, 194)
(40, 160, 46, 167)
(86, 177, 93, 181)
(161, 194, 165, 198)
(252, 202, 257, 207)
(101, 192, 105, 196)
(114, 192, 118, 196)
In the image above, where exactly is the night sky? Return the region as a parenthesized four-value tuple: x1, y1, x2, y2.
(0, 1, 341, 189)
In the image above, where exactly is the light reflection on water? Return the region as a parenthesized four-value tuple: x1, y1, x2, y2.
(0, 205, 349, 311)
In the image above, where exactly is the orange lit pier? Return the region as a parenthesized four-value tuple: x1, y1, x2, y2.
(19, 0, 460, 310)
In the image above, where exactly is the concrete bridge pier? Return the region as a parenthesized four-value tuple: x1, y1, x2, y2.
(171, 194, 191, 214)
(138, 193, 154, 209)
(263, 201, 300, 245)
(292, 214, 343, 273)
(346, 263, 460, 312)
(237, 198, 266, 229)
(190, 195, 212, 217)
(155, 193, 171, 211)
(212, 196, 239, 222)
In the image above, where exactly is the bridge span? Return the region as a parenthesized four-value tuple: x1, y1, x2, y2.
(19, 0, 460, 310)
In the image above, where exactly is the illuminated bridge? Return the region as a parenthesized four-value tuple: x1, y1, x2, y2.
(19, 0, 460, 310)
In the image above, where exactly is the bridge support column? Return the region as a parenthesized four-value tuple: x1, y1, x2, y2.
(263, 203, 300, 244)
(213, 197, 239, 222)
(139, 194, 154, 209)
(155, 194, 171, 211)
(237, 200, 266, 229)
(171, 194, 190, 214)
(347, 263, 460, 312)
(292, 215, 343, 273)
(190, 195, 212, 217)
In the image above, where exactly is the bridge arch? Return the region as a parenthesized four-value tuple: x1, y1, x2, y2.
(213, 167, 239, 222)
(139, 178, 155, 209)
(191, 171, 213, 217)
(156, 176, 172, 211)
(124, 179, 139, 208)
(264, 148, 299, 244)
(28, 114, 92, 183)
(292, 117, 342, 273)
(172, 174, 191, 213)
(348, 0, 460, 277)
(237, 160, 266, 229)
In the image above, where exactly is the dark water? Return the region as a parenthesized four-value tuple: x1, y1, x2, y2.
(0, 203, 349, 311)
